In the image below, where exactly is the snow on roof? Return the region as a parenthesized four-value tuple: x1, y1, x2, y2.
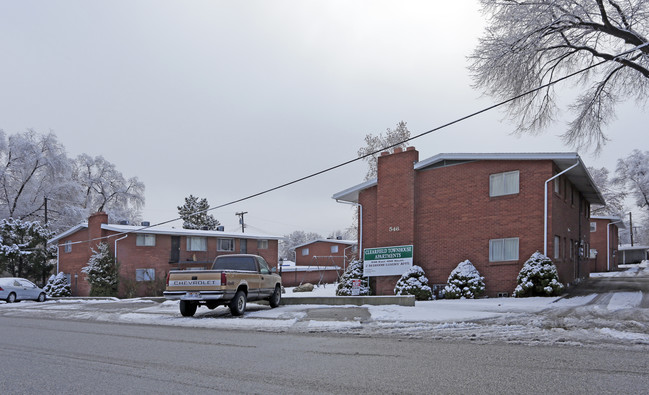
(590, 216, 626, 229)
(292, 239, 357, 250)
(619, 244, 649, 251)
(49, 222, 283, 244)
(333, 152, 604, 205)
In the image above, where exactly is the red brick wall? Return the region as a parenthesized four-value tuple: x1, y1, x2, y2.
(295, 241, 355, 266)
(357, 150, 589, 297)
(589, 218, 620, 272)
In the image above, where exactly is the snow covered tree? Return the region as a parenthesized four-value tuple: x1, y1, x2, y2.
(443, 260, 485, 299)
(279, 230, 323, 260)
(357, 121, 411, 180)
(588, 166, 626, 216)
(177, 194, 220, 230)
(0, 218, 55, 283)
(471, 0, 649, 151)
(614, 150, 649, 212)
(514, 252, 564, 297)
(74, 154, 145, 225)
(43, 272, 72, 297)
(0, 130, 83, 232)
(336, 260, 370, 296)
(82, 242, 119, 297)
(394, 265, 433, 300)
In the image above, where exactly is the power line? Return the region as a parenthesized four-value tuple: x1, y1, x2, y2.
(56, 43, 649, 247)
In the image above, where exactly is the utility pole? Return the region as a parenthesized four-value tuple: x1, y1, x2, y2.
(629, 212, 634, 246)
(44, 197, 48, 224)
(236, 212, 248, 233)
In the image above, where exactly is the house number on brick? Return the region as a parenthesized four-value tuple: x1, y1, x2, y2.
(389, 226, 400, 232)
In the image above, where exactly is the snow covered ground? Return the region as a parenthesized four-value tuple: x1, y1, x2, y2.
(2, 262, 648, 350)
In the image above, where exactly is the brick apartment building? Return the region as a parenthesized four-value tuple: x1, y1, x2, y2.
(49, 212, 281, 297)
(333, 147, 604, 297)
(293, 239, 357, 268)
(588, 215, 624, 272)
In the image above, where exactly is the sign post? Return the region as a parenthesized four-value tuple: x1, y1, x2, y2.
(363, 245, 413, 277)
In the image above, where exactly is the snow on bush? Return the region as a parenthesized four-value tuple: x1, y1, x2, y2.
(394, 265, 432, 300)
(514, 252, 564, 297)
(336, 260, 370, 296)
(443, 260, 485, 299)
(82, 242, 119, 297)
(43, 272, 71, 297)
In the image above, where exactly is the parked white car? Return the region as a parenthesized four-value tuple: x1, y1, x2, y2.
(0, 278, 47, 303)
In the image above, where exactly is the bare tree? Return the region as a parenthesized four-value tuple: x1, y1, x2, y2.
(470, 0, 649, 151)
(357, 121, 411, 180)
(614, 150, 649, 211)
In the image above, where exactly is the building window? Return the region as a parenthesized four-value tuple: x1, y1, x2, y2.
(489, 238, 519, 262)
(257, 239, 268, 249)
(489, 171, 520, 197)
(136, 268, 155, 282)
(554, 177, 560, 194)
(217, 238, 234, 252)
(187, 236, 207, 251)
(331, 245, 339, 253)
(64, 241, 72, 253)
(590, 222, 597, 232)
(554, 236, 560, 259)
(136, 234, 156, 246)
(302, 248, 309, 256)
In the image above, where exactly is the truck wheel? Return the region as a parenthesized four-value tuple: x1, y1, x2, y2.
(269, 285, 281, 308)
(229, 290, 247, 316)
(179, 300, 197, 317)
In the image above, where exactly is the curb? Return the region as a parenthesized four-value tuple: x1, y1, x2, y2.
(281, 295, 415, 306)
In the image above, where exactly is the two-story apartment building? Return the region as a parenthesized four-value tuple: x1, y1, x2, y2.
(49, 212, 281, 297)
(333, 147, 604, 297)
(589, 215, 624, 272)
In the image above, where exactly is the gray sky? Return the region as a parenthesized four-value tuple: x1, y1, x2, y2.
(1, 1, 647, 237)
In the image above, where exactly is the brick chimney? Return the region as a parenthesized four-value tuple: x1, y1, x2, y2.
(88, 212, 108, 250)
(376, 147, 419, 248)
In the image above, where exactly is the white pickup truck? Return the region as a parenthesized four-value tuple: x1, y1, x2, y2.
(163, 254, 282, 317)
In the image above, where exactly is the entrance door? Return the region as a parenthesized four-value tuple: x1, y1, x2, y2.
(240, 239, 247, 254)
(170, 236, 180, 263)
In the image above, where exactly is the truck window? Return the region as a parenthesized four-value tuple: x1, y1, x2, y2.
(212, 256, 257, 271)
(257, 256, 270, 274)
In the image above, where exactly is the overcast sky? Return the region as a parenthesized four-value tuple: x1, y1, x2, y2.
(1, 1, 647, 237)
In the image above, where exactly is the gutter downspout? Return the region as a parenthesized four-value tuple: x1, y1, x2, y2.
(544, 162, 580, 256)
(607, 220, 623, 271)
(335, 200, 362, 262)
(114, 234, 128, 265)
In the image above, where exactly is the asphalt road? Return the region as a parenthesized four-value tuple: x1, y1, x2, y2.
(1, 316, 648, 394)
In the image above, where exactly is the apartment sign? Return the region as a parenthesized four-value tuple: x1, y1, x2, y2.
(363, 245, 413, 277)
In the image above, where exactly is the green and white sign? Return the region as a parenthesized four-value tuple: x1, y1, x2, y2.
(363, 245, 413, 277)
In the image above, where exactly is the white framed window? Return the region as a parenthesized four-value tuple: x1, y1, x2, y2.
(187, 236, 207, 251)
(136, 268, 155, 282)
(489, 171, 520, 197)
(489, 237, 519, 262)
(257, 239, 268, 249)
(554, 236, 560, 259)
(217, 238, 234, 252)
(331, 245, 339, 253)
(64, 240, 72, 253)
(302, 248, 309, 256)
(554, 177, 560, 194)
(136, 234, 156, 246)
(590, 222, 597, 232)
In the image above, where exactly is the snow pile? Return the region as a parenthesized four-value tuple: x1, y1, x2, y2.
(43, 272, 71, 297)
(514, 252, 564, 297)
(394, 265, 432, 300)
(443, 260, 485, 299)
(336, 260, 370, 296)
